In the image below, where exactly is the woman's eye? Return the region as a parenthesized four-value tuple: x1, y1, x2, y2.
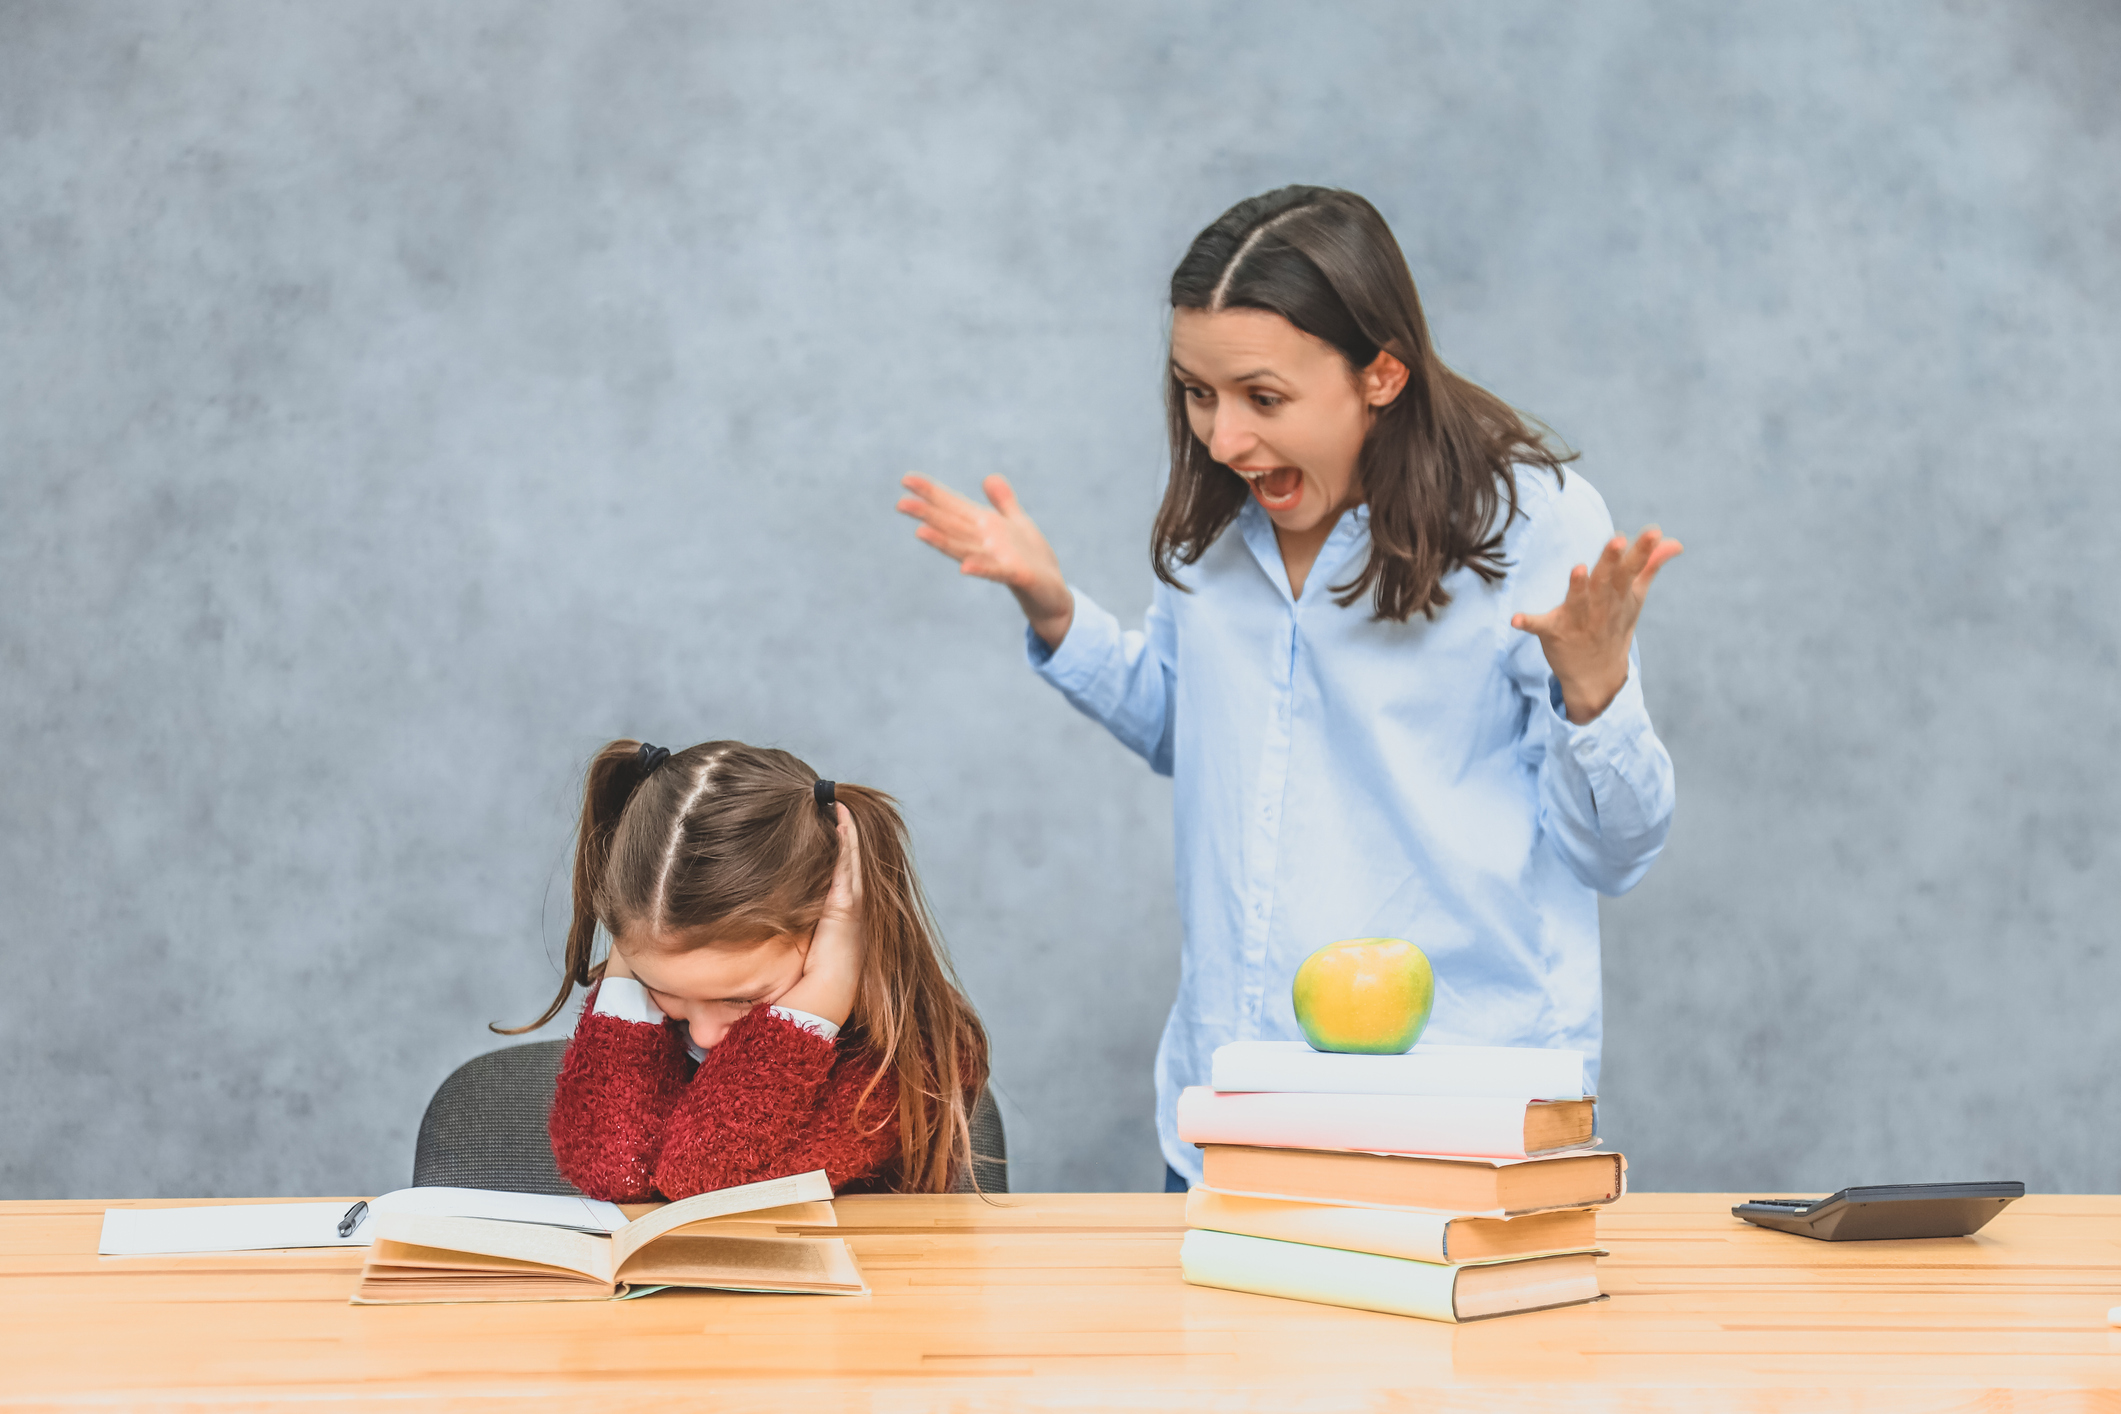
(1184, 385, 1212, 402)
(1252, 392, 1282, 409)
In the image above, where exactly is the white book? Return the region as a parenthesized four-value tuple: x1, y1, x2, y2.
(1177, 1087, 1598, 1160)
(1210, 1041, 1585, 1099)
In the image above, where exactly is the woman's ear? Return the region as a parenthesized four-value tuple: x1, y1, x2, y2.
(1362, 350, 1411, 408)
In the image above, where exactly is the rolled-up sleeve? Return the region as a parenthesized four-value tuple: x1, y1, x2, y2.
(1502, 478, 1678, 897)
(1026, 585, 1179, 776)
(1533, 646, 1675, 895)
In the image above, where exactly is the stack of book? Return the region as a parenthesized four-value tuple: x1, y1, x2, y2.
(1175, 1041, 1623, 1323)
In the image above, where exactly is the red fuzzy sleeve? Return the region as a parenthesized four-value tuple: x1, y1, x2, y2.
(548, 987, 692, 1202)
(650, 1007, 901, 1199)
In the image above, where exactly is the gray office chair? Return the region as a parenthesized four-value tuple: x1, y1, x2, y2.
(413, 1039, 1008, 1194)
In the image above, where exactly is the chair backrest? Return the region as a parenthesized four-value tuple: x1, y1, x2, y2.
(413, 1040, 1008, 1195)
(964, 1082, 1009, 1195)
(413, 1039, 579, 1194)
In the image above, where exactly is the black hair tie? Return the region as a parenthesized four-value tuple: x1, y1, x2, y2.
(814, 779, 836, 809)
(637, 742, 671, 774)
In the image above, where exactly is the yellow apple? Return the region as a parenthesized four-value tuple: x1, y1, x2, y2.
(1291, 938, 1434, 1054)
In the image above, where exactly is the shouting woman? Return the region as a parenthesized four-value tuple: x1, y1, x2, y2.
(898, 186, 1681, 1189)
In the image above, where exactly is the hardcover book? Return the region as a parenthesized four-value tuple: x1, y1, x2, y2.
(1200, 1145, 1627, 1218)
(1177, 1087, 1597, 1159)
(1209, 1041, 1585, 1100)
(1181, 1228, 1603, 1323)
(1184, 1187, 1601, 1264)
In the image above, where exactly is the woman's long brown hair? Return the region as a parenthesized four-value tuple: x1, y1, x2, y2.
(499, 740, 990, 1195)
(1157, 186, 1575, 622)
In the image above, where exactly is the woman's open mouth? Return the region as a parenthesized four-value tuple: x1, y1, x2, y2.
(1237, 466, 1304, 513)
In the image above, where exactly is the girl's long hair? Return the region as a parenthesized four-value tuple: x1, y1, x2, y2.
(500, 740, 990, 1195)
(1157, 185, 1575, 622)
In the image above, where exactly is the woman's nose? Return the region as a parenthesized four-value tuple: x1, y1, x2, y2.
(1206, 407, 1259, 466)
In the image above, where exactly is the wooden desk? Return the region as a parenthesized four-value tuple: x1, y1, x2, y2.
(3, 1192, 2117, 1411)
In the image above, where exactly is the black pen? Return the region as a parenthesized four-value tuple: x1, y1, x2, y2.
(337, 1201, 369, 1238)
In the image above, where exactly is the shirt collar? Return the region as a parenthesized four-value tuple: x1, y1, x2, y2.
(1238, 498, 1372, 606)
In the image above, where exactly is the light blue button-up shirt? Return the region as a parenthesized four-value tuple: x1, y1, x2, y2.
(1028, 468, 1675, 1184)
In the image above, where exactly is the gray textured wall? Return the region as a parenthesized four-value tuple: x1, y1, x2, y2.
(3, 2, 2116, 1199)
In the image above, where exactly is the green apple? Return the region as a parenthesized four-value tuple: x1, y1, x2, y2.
(1291, 938, 1434, 1054)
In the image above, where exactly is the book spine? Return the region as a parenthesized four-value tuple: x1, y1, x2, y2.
(1184, 1189, 1452, 1263)
(1210, 1049, 1583, 1099)
(1180, 1229, 1460, 1323)
(1176, 1088, 1544, 1159)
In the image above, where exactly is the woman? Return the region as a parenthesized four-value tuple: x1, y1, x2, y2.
(897, 186, 1679, 1189)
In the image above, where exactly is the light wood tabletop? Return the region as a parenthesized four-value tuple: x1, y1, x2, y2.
(3, 1191, 2118, 1411)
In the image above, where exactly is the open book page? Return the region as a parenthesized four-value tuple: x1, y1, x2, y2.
(368, 1213, 617, 1283)
(354, 1240, 616, 1305)
(666, 1200, 837, 1236)
(608, 1171, 834, 1270)
(369, 1188, 627, 1232)
(616, 1231, 867, 1294)
(364, 1239, 609, 1283)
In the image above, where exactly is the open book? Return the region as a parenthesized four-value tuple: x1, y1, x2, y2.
(354, 1170, 866, 1304)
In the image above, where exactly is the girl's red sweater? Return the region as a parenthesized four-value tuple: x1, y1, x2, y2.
(548, 988, 901, 1202)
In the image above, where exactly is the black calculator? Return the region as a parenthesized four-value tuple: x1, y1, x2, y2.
(1733, 1181, 2023, 1240)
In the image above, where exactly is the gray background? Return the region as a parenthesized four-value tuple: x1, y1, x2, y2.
(3, 1, 2116, 1199)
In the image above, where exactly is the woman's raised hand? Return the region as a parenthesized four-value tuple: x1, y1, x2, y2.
(897, 473, 1075, 648)
(779, 804, 866, 1029)
(1511, 527, 1683, 725)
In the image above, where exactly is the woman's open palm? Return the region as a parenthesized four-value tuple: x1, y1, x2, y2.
(897, 474, 1074, 644)
(1511, 527, 1683, 724)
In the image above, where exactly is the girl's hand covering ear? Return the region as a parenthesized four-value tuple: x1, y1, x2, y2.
(897, 473, 1075, 649)
(780, 803, 866, 1029)
(1511, 526, 1684, 725)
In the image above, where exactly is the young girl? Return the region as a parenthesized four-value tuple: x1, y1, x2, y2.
(898, 185, 1681, 1190)
(505, 738, 988, 1199)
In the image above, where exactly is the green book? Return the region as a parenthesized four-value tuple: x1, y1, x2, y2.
(1180, 1228, 1602, 1323)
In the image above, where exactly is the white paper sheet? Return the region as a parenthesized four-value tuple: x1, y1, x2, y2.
(98, 1187, 630, 1255)
(99, 1202, 370, 1255)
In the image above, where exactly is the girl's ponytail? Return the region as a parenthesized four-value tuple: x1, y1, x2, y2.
(833, 783, 990, 1193)
(494, 739, 662, 1035)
